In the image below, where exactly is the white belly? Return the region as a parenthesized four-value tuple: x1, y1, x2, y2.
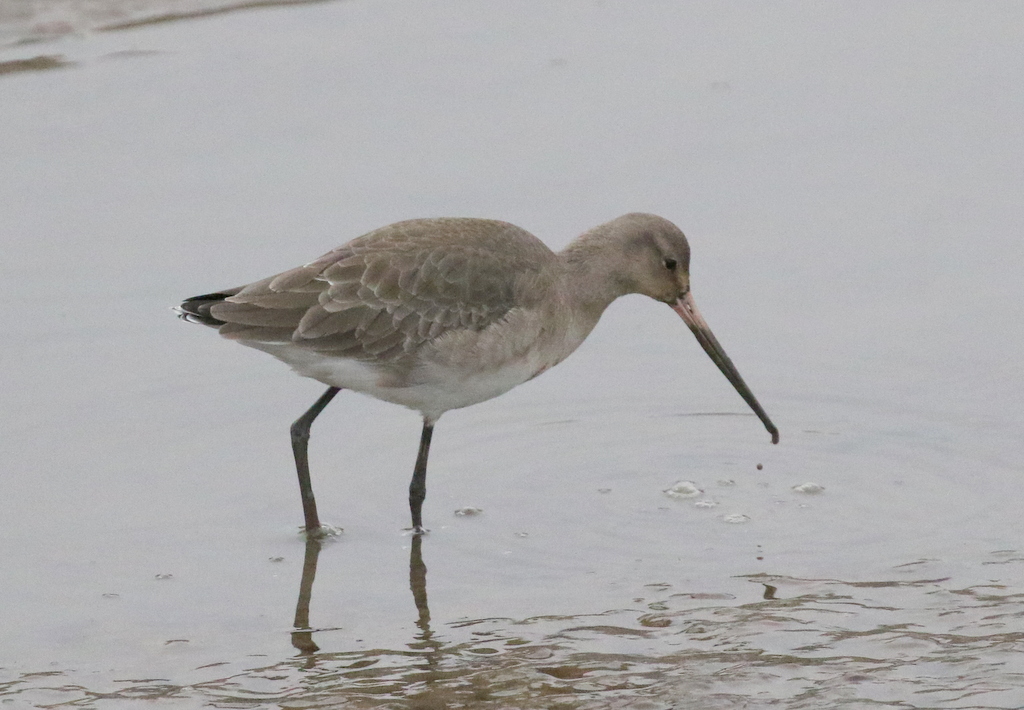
(243, 342, 541, 421)
(238, 306, 594, 422)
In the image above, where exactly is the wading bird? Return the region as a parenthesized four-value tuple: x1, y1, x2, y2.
(178, 213, 778, 536)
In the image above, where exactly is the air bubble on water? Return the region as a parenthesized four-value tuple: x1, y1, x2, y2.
(792, 482, 825, 494)
(721, 513, 750, 524)
(597, 488, 612, 494)
(717, 479, 736, 487)
(454, 506, 483, 516)
(664, 480, 702, 498)
(154, 573, 173, 580)
(269, 556, 285, 563)
(693, 499, 718, 509)
(514, 531, 529, 538)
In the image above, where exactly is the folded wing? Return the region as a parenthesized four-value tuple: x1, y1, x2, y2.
(203, 218, 554, 363)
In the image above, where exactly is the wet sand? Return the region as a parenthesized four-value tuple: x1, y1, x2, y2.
(2, 1, 1023, 707)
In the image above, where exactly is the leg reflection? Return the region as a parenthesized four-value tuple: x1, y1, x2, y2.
(408, 534, 432, 644)
(291, 536, 322, 655)
(406, 536, 456, 706)
(288, 535, 438, 661)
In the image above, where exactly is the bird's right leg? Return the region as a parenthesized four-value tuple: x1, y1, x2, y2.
(290, 386, 341, 535)
(408, 419, 435, 534)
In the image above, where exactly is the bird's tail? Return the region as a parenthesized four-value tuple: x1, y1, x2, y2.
(175, 289, 242, 327)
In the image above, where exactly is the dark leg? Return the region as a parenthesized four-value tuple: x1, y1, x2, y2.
(408, 419, 434, 533)
(290, 386, 341, 534)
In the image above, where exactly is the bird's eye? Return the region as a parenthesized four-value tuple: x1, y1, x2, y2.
(663, 257, 678, 271)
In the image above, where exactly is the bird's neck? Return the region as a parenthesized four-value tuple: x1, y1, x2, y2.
(557, 230, 632, 324)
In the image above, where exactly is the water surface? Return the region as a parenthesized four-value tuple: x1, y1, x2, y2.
(1, 1, 1022, 707)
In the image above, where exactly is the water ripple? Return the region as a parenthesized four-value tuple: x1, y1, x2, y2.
(5, 551, 1024, 709)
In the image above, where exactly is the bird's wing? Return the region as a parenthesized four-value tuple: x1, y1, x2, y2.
(209, 218, 554, 363)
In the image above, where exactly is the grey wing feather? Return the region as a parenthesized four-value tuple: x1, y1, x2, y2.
(207, 218, 554, 362)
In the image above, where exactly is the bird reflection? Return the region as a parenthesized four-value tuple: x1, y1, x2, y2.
(290, 536, 322, 656)
(407, 535, 439, 651)
(288, 534, 437, 660)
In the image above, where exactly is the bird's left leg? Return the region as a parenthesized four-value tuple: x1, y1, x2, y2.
(290, 386, 341, 535)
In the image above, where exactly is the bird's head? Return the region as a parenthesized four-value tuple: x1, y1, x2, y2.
(597, 212, 694, 304)
(598, 213, 779, 445)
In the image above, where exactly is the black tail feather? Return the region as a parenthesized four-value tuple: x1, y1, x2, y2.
(176, 289, 241, 327)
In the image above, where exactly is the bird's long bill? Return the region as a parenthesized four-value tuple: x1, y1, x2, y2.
(671, 292, 779, 444)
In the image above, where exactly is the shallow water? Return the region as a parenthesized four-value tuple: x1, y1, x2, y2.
(2, 1, 1023, 708)
(10, 541, 1024, 708)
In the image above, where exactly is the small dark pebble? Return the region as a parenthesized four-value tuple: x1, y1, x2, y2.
(756, 463, 763, 470)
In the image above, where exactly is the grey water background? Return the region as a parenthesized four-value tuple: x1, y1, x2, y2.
(1, 1, 1023, 707)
